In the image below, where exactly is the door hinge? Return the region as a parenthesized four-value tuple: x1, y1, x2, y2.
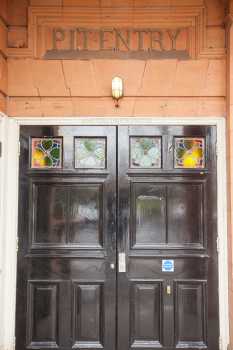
(16, 237, 19, 252)
(217, 236, 220, 253)
(219, 336, 223, 350)
(0, 141, 2, 158)
(18, 141, 21, 156)
(216, 142, 218, 158)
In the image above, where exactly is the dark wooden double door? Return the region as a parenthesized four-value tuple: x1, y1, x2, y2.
(16, 125, 219, 350)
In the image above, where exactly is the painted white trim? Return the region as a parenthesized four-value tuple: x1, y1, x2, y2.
(216, 117, 229, 350)
(0, 113, 7, 350)
(16, 116, 225, 126)
(0, 116, 229, 350)
(1, 115, 20, 350)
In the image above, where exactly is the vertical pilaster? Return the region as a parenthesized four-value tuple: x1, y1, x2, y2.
(0, 1, 7, 115)
(226, 7, 233, 349)
(0, 4, 7, 350)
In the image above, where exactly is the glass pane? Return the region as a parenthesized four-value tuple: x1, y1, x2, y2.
(174, 138, 205, 169)
(35, 184, 66, 244)
(130, 137, 161, 168)
(75, 138, 106, 169)
(133, 184, 166, 247)
(31, 138, 62, 169)
(69, 186, 101, 246)
(167, 184, 203, 245)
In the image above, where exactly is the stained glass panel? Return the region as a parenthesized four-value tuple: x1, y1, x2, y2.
(130, 137, 161, 168)
(31, 138, 62, 169)
(174, 138, 205, 169)
(75, 138, 106, 169)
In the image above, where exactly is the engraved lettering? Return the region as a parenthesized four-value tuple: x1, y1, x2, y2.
(45, 27, 189, 60)
(150, 30, 164, 51)
(77, 28, 89, 50)
(167, 29, 181, 50)
(134, 30, 149, 51)
(53, 28, 66, 50)
(70, 29, 76, 50)
(114, 28, 131, 51)
(100, 29, 114, 50)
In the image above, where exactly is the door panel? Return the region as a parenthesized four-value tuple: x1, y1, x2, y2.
(72, 282, 104, 347)
(117, 126, 218, 350)
(130, 281, 163, 346)
(16, 126, 116, 350)
(175, 280, 207, 346)
(131, 180, 205, 249)
(27, 281, 59, 348)
(16, 125, 219, 350)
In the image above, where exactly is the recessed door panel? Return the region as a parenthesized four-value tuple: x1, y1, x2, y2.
(130, 282, 163, 347)
(175, 281, 207, 347)
(27, 282, 59, 348)
(31, 181, 104, 249)
(72, 283, 104, 347)
(130, 181, 205, 250)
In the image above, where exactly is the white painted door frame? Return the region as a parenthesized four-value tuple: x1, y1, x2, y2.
(0, 114, 229, 350)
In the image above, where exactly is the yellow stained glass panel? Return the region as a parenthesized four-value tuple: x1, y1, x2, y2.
(174, 138, 205, 169)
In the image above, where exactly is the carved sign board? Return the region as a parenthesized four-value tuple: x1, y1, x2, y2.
(44, 27, 190, 59)
(17, 6, 223, 61)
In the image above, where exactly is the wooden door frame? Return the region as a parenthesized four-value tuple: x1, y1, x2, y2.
(0, 114, 229, 350)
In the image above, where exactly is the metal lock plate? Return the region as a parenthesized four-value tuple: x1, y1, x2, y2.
(166, 285, 171, 295)
(118, 253, 126, 272)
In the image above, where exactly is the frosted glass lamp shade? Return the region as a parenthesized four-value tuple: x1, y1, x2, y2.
(112, 77, 123, 106)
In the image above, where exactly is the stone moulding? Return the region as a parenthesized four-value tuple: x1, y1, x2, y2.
(6, 4, 226, 60)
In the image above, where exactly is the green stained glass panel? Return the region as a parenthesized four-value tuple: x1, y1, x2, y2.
(174, 137, 205, 169)
(75, 138, 106, 169)
(31, 137, 62, 169)
(130, 137, 161, 168)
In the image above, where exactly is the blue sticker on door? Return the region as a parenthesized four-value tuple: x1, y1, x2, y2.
(162, 260, 174, 272)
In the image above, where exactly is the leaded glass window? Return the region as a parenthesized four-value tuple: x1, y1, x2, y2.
(31, 138, 62, 169)
(174, 137, 205, 169)
(130, 137, 161, 168)
(75, 137, 106, 169)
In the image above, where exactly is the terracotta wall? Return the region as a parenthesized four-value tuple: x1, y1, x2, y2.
(2, 0, 227, 118)
(6, 58, 225, 117)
